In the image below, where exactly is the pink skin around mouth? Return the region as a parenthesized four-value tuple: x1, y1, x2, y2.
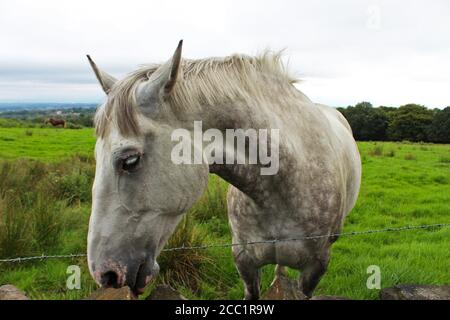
(93, 263, 153, 295)
(93, 264, 126, 288)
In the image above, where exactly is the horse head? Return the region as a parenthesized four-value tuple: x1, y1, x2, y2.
(86, 41, 209, 294)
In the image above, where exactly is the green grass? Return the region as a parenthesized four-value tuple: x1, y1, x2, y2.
(0, 127, 449, 300)
(0, 127, 95, 160)
(319, 142, 450, 299)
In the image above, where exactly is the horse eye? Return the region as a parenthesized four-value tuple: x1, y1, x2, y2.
(122, 154, 141, 171)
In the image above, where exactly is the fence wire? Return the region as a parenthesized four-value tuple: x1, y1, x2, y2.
(0, 223, 449, 264)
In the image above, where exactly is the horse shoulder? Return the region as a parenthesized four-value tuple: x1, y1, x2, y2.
(314, 103, 352, 135)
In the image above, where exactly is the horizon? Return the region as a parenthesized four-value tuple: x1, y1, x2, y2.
(0, 100, 448, 110)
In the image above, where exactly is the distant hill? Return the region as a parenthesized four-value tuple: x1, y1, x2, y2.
(0, 103, 98, 128)
(0, 102, 99, 112)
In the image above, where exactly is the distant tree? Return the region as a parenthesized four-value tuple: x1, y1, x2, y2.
(387, 104, 433, 141)
(427, 107, 450, 143)
(340, 102, 388, 141)
(76, 114, 94, 127)
(355, 101, 373, 109)
(379, 106, 396, 112)
(379, 106, 397, 118)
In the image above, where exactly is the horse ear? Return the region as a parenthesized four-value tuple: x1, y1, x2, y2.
(164, 39, 183, 93)
(146, 40, 183, 96)
(86, 55, 118, 94)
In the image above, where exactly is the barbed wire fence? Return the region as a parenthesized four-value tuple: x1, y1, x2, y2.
(1, 223, 449, 264)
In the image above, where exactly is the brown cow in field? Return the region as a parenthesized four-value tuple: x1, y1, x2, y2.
(45, 118, 66, 128)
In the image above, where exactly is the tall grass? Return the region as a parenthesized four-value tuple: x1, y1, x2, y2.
(439, 156, 450, 163)
(158, 215, 212, 293)
(190, 174, 228, 221)
(0, 194, 32, 258)
(404, 153, 417, 160)
(0, 156, 93, 259)
(369, 145, 384, 156)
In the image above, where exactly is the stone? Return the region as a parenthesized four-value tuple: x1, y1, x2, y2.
(261, 275, 307, 300)
(86, 286, 136, 300)
(380, 285, 450, 300)
(260, 270, 353, 300)
(0, 285, 29, 300)
(147, 285, 188, 300)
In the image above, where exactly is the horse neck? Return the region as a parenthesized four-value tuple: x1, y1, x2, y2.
(172, 90, 295, 202)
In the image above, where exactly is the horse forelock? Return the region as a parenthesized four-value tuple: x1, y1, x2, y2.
(94, 51, 298, 139)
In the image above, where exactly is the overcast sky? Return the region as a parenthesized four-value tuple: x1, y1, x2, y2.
(1, 0, 449, 108)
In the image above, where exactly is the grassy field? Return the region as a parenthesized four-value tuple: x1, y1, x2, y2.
(0, 127, 95, 160)
(0, 127, 449, 300)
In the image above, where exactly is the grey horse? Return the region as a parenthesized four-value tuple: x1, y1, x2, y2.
(87, 40, 361, 299)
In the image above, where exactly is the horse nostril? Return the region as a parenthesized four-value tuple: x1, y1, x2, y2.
(101, 271, 119, 288)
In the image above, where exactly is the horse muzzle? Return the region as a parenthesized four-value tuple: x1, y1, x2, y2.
(92, 258, 159, 295)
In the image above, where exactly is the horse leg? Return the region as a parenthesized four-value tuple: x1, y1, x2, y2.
(233, 249, 261, 300)
(298, 248, 330, 298)
(227, 185, 262, 300)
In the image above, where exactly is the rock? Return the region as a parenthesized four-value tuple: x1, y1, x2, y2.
(260, 270, 353, 300)
(0, 285, 29, 300)
(261, 275, 307, 300)
(380, 285, 450, 300)
(147, 285, 188, 300)
(86, 286, 136, 300)
(310, 295, 351, 300)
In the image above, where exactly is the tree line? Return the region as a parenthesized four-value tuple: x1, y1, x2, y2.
(337, 102, 450, 143)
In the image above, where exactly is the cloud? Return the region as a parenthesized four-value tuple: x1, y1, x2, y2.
(0, 0, 449, 107)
